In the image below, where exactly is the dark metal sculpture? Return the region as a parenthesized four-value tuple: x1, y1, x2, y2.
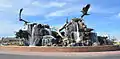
(56, 4, 99, 46)
(16, 4, 113, 47)
(19, 8, 30, 25)
(81, 4, 90, 18)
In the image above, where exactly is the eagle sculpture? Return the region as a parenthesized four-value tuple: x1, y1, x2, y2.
(81, 4, 90, 18)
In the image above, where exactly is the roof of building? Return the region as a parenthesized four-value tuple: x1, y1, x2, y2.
(0, 37, 21, 41)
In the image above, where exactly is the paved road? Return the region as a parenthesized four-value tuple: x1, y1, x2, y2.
(0, 51, 120, 59)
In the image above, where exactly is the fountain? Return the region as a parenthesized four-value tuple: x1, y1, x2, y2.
(29, 24, 37, 47)
(15, 4, 115, 47)
(27, 23, 55, 46)
(76, 22, 81, 43)
(17, 4, 99, 47)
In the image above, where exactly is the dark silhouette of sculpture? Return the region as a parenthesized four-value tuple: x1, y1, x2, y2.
(81, 4, 90, 18)
(57, 4, 100, 46)
(19, 8, 30, 25)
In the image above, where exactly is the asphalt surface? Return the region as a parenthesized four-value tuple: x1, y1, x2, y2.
(0, 51, 120, 59)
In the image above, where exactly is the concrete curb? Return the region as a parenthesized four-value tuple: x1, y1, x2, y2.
(0, 45, 120, 52)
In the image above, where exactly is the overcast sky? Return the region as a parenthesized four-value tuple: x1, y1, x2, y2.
(0, 0, 120, 39)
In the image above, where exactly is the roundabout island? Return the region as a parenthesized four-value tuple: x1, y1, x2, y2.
(0, 4, 120, 52)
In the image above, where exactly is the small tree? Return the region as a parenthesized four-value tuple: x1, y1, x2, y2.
(15, 29, 30, 40)
(15, 29, 30, 46)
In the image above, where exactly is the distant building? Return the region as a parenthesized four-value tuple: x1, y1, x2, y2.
(0, 37, 23, 46)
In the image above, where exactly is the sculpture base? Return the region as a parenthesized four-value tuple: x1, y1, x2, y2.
(0, 45, 120, 52)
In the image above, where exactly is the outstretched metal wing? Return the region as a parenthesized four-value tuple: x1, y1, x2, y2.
(19, 8, 23, 21)
(19, 8, 30, 25)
